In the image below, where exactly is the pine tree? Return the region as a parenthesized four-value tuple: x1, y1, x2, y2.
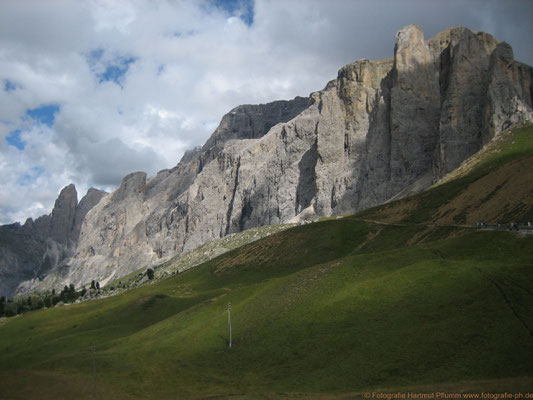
(0, 296, 5, 316)
(147, 268, 155, 280)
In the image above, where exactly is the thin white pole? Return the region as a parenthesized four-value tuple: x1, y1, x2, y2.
(228, 302, 232, 349)
(91, 344, 96, 398)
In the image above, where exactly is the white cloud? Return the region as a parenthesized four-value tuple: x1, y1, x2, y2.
(0, 0, 532, 224)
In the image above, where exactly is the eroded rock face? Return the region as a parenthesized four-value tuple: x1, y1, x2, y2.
(389, 24, 440, 192)
(49, 184, 78, 244)
(0, 186, 106, 296)
(203, 97, 311, 150)
(72, 188, 108, 242)
(484, 43, 533, 138)
(9, 25, 533, 294)
(0, 224, 47, 297)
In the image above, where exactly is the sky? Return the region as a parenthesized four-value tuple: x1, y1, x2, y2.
(1, 0, 532, 225)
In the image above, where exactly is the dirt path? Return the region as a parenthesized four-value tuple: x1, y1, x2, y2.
(352, 218, 472, 229)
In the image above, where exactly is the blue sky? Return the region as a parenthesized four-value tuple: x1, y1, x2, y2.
(0, 0, 532, 224)
(5, 130, 25, 150)
(26, 104, 60, 127)
(87, 48, 137, 87)
(4, 79, 18, 92)
(98, 57, 136, 86)
(212, 0, 254, 25)
(5, 105, 59, 149)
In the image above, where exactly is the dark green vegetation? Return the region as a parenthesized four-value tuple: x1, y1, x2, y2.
(1, 125, 532, 399)
(0, 284, 101, 318)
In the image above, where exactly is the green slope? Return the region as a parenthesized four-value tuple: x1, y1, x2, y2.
(1, 125, 532, 399)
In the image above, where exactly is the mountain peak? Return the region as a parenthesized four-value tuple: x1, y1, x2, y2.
(50, 183, 78, 244)
(111, 171, 147, 202)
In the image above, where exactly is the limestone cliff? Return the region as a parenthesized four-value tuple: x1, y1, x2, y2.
(10, 25, 533, 294)
(0, 186, 106, 296)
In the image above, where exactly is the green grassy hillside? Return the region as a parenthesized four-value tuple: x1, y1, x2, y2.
(0, 125, 532, 399)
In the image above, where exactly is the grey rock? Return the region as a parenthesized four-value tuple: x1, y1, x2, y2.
(202, 97, 311, 150)
(0, 224, 47, 297)
(49, 184, 77, 244)
(432, 27, 500, 175)
(389, 24, 440, 192)
(111, 172, 147, 203)
(72, 188, 107, 242)
(484, 43, 533, 138)
(0, 185, 106, 296)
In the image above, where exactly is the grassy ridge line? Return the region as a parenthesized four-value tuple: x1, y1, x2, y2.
(156, 223, 297, 275)
(106, 223, 296, 291)
(436, 122, 533, 186)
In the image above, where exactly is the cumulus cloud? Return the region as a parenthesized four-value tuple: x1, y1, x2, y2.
(0, 0, 532, 224)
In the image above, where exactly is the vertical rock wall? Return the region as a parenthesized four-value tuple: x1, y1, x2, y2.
(0, 186, 106, 296)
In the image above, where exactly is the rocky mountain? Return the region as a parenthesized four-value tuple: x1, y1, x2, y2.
(4, 24, 533, 296)
(0, 186, 106, 296)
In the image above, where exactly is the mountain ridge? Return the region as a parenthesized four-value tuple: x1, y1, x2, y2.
(0, 186, 106, 297)
(1, 24, 532, 296)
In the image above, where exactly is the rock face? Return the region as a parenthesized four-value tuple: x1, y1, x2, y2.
(0, 186, 106, 296)
(5, 25, 533, 295)
(0, 225, 47, 298)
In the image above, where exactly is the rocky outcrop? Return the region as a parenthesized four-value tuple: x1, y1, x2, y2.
(0, 186, 106, 296)
(0, 224, 47, 298)
(49, 184, 78, 244)
(202, 97, 311, 150)
(72, 188, 108, 242)
(7, 25, 533, 295)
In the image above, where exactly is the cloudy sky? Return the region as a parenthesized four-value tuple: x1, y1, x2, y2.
(1, 0, 532, 224)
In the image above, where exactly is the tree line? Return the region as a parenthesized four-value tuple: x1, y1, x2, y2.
(0, 281, 100, 318)
(0, 267, 157, 318)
